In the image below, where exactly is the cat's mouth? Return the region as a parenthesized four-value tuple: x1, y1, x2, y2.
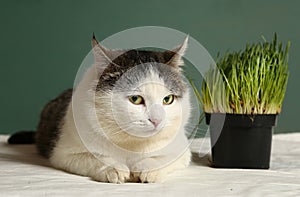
(113, 118, 168, 138)
(121, 122, 166, 138)
(152, 123, 164, 132)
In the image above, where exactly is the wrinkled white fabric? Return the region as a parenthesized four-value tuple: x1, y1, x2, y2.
(0, 134, 299, 197)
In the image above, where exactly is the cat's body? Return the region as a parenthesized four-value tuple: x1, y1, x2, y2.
(8, 36, 192, 183)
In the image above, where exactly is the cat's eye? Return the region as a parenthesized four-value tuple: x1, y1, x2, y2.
(129, 95, 144, 105)
(163, 95, 175, 105)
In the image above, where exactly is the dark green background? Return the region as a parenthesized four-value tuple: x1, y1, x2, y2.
(0, 0, 299, 134)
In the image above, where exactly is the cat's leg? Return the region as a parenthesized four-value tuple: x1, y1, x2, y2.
(50, 152, 130, 183)
(131, 149, 191, 183)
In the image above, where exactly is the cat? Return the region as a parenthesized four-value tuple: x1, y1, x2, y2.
(8, 34, 192, 183)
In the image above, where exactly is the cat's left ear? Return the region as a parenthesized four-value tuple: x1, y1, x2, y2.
(163, 36, 188, 68)
(91, 33, 126, 74)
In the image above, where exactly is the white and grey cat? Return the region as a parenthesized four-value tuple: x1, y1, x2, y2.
(8, 35, 192, 183)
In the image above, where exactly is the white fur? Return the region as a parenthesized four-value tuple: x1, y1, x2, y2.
(50, 65, 191, 183)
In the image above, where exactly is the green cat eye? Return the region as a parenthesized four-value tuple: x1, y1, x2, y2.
(163, 95, 175, 105)
(129, 95, 144, 105)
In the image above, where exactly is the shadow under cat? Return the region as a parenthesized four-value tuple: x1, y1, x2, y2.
(2, 138, 211, 169)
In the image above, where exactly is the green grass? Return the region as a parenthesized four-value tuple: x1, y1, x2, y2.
(200, 34, 290, 114)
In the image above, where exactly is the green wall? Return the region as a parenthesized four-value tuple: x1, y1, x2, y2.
(0, 0, 299, 134)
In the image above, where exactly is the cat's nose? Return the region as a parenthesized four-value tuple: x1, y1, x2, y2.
(148, 104, 165, 128)
(149, 118, 162, 127)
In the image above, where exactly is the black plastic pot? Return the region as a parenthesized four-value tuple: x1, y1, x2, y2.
(206, 113, 277, 169)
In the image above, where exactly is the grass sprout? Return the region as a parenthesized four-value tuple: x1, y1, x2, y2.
(201, 34, 290, 114)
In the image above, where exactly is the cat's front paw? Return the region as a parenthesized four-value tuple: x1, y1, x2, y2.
(132, 169, 163, 183)
(131, 158, 165, 183)
(92, 163, 130, 184)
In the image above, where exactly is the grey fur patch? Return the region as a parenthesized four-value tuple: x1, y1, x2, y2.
(96, 49, 187, 96)
(114, 63, 187, 97)
(35, 89, 73, 158)
(154, 63, 187, 96)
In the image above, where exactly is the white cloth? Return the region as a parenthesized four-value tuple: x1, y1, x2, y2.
(0, 134, 299, 196)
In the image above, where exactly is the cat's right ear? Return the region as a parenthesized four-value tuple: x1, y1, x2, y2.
(91, 33, 126, 74)
(163, 36, 188, 68)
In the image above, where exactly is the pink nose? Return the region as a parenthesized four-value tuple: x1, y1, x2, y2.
(149, 118, 161, 127)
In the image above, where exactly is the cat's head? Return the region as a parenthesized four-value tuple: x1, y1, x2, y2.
(92, 35, 190, 151)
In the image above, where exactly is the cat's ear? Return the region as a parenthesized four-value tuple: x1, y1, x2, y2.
(91, 34, 125, 74)
(163, 36, 188, 68)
